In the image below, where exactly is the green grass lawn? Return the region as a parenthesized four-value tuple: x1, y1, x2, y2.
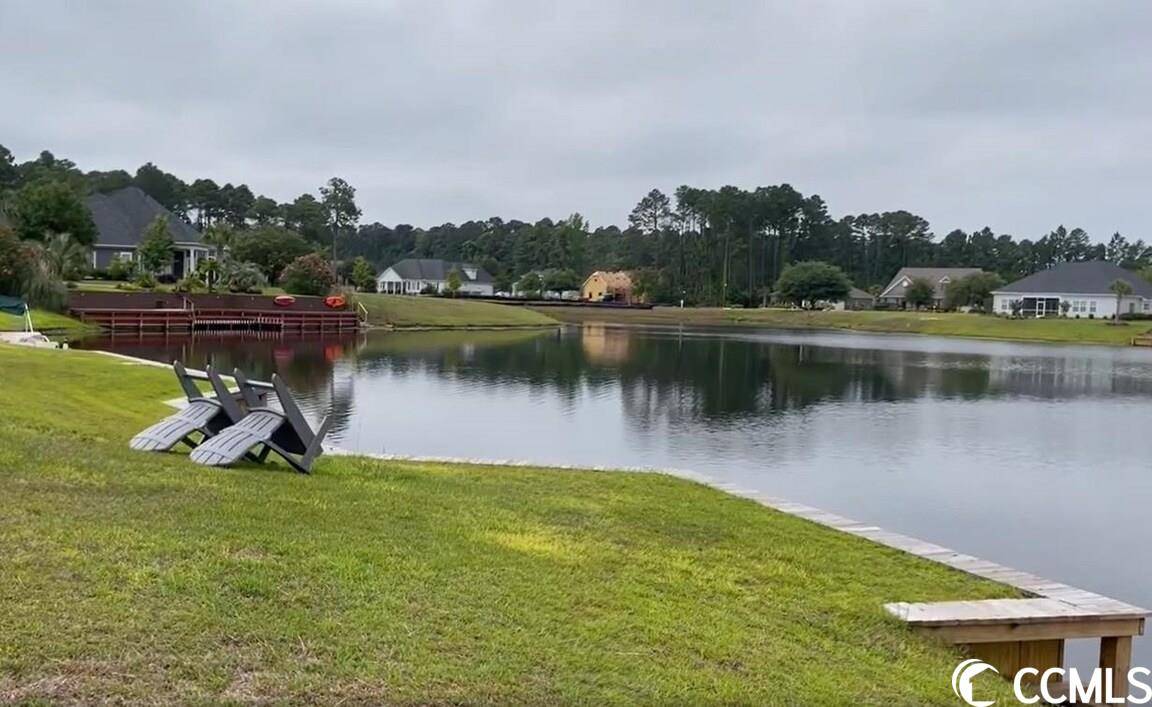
(0, 344, 1021, 704)
(0, 308, 95, 336)
(357, 294, 559, 329)
(535, 305, 1151, 346)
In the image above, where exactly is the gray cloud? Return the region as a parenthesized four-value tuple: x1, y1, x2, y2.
(2, 0, 1150, 239)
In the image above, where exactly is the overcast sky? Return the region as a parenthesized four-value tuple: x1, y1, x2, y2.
(2, 1, 1149, 240)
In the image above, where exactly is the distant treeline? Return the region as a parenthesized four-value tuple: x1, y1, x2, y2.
(2, 144, 1147, 305)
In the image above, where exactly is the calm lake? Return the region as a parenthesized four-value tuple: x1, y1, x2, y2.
(77, 325, 1152, 667)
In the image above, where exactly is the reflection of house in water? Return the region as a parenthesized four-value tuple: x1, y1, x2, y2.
(581, 325, 632, 364)
(984, 355, 1152, 398)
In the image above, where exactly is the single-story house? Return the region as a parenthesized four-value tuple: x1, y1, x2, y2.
(991, 261, 1152, 318)
(582, 271, 636, 303)
(86, 186, 210, 277)
(831, 287, 875, 311)
(376, 258, 494, 295)
(878, 267, 984, 309)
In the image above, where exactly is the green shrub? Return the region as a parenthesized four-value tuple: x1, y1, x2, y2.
(173, 277, 206, 294)
(223, 261, 268, 294)
(134, 272, 157, 290)
(280, 253, 335, 296)
(107, 257, 135, 281)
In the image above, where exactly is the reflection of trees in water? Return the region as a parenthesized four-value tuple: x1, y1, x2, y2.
(74, 333, 364, 437)
(351, 328, 1152, 428)
(354, 329, 612, 408)
(352, 328, 996, 426)
(82, 328, 1152, 440)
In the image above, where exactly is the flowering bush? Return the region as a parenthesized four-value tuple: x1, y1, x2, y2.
(279, 253, 336, 296)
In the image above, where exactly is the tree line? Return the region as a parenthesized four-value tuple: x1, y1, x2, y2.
(2, 143, 1149, 307)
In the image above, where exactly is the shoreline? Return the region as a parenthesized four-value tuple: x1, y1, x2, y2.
(530, 304, 1152, 348)
(135, 348, 1134, 617)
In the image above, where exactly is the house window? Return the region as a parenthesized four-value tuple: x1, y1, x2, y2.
(117, 251, 134, 261)
(1022, 297, 1060, 317)
(1090, 300, 1097, 313)
(1000, 299, 1010, 311)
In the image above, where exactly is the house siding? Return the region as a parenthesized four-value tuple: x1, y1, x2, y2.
(376, 268, 494, 295)
(992, 292, 1152, 318)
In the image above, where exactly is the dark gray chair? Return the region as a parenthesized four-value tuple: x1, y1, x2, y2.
(188, 371, 331, 474)
(129, 362, 248, 452)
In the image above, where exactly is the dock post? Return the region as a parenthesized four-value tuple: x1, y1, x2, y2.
(1100, 635, 1132, 701)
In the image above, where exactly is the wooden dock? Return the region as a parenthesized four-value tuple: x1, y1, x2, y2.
(72, 307, 359, 333)
(753, 493, 1147, 697)
(68, 292, 361, 334)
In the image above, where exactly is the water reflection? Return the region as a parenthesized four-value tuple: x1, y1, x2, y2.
(79, 326, 1152, 446)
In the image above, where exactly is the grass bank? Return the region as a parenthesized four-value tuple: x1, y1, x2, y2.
(534, 305, 1152, 346)
(0, 344, 1020, 704)
(358, 293, 558, 329)
(0, 308, 95, 336)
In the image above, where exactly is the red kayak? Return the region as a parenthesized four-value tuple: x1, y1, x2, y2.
(324, 295, 347, 309)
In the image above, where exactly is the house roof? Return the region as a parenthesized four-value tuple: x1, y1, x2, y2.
(582, 270, 633, 289)
(382, 258, 493, 283)
(994, 261, 1152, 298)
(847, 287, 874, 300)
(880, 267, 984, 299)
(85, 186, 201, 247)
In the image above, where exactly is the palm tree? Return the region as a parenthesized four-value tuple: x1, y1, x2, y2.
(19, 242, 68, 311)
(41, 231, 89, 281)
(1110, 278, 1134, 322)
(203, 224, 235, 262)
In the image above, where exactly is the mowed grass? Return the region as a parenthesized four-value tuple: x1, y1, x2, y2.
(0, 308, 94, 335)
(358, 294, 558, 328)
(0, 345, 1021, 704)
(535, 305, 1152, 345)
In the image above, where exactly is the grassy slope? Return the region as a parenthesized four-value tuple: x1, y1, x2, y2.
(0, 308, 95, 335)
(358, 294, 558, 328)
(535, 306, 1151, 345)
(0, 345, 1020, 704)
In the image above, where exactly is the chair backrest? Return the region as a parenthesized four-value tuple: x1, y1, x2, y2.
(173, 360, 203, 400)
(231, 368, 266, 409)
(204, 365, 245, 422)
(271, 373, 315, 445)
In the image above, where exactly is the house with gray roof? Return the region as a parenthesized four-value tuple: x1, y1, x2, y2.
(992, 261, 1152, 318)
(832, 287, 876, 311)
(86, 186, 209, 277)
(376, 258, 494, 295)
(878, 267, 984, 309)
